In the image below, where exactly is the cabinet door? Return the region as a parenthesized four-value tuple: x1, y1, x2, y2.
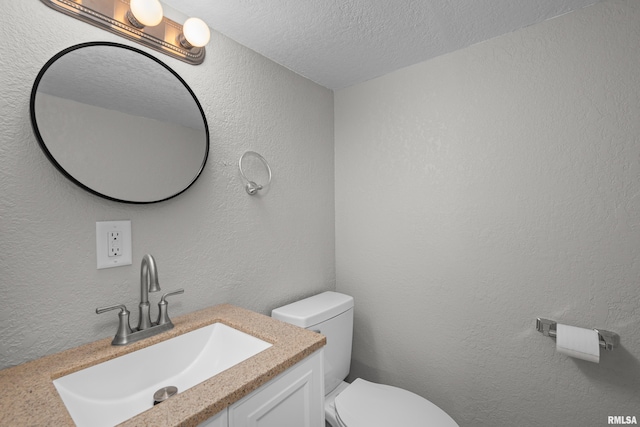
(198, 408, 228, 427)
(229, 349, 324, 427)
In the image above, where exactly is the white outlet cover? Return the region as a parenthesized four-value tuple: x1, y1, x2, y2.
(96, 221, 132, 269)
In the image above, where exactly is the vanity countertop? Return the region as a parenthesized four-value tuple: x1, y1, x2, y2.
(0, 304, 325, 426)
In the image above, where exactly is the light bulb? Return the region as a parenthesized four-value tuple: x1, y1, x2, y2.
(128, 0, 164, 28)
(182, 17, 210, 48)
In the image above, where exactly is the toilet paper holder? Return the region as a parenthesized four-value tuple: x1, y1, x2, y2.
(536, 318, 620, 351)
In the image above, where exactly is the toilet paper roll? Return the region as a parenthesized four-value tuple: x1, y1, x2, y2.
(556, 324, 600, 363)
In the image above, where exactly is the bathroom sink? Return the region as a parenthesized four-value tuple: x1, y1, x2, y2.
(53, 322, 272, 427)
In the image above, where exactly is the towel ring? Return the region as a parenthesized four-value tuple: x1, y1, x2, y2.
(239, 151, 272, 195)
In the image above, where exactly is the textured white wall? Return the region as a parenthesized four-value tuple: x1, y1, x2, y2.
(0, 2, 334, 369)
(335, 0, 640, 425)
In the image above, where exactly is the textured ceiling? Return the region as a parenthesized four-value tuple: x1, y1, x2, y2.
(162, 0, 600, 89)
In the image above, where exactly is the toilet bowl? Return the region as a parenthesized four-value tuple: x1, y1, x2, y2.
(272, 291, 458, 427)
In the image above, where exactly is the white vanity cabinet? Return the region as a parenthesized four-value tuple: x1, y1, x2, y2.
(199, 349, 324, 427)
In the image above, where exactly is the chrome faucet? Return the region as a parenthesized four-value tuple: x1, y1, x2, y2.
(138, 254, 161, 330)
(96, 254, 184, 345)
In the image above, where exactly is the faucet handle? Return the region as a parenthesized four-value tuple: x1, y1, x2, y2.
(96, 304, 133, 345)
(96, 304, 128, 315)
(156, 289, 184, 326)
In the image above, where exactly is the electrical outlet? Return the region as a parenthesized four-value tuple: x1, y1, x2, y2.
(108, 231, 122, 257)
(97, 221, 132, 269)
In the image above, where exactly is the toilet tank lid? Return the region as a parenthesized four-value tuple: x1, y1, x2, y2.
(272, 291, 354, 328)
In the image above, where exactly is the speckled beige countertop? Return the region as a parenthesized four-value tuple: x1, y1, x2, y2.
(0, 304, 325, 427)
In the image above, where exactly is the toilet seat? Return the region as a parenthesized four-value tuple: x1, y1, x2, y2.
(334, 379, 458, 427)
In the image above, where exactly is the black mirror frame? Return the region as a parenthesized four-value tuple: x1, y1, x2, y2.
(30, 41, 210, 204)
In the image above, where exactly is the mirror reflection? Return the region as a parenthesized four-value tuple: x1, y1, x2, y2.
(31, 42, 209, 203)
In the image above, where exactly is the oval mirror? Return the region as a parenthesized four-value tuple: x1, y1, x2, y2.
(30, 42, 209, 204)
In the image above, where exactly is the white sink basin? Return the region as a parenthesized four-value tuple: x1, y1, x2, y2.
(53, 322, 272, 427)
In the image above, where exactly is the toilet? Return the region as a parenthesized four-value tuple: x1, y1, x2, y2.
(272, 291, 458, 427)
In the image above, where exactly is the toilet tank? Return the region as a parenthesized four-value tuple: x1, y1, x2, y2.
(272, 291, 354, 394)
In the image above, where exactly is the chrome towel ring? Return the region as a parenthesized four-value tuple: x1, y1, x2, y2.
(239, 151, 272, 195)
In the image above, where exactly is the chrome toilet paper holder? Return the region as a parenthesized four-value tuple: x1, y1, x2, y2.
(536, 318, 620, 351)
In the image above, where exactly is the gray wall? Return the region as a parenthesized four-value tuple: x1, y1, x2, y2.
(0, 2, 335, 368)
(335, 0, 640, 425)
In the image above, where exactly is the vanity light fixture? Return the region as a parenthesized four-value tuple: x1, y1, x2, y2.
(40, 0, 209, 65)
